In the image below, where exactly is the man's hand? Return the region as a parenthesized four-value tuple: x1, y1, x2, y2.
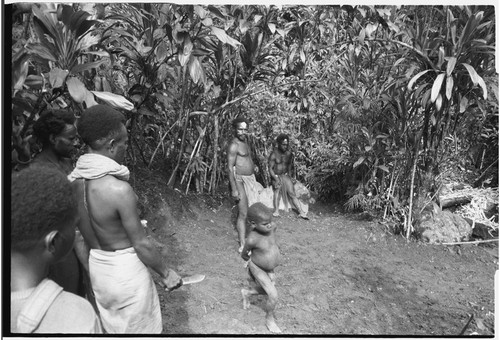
(231, 189, 240, 201)
(272, 175, 282, 188)
(161, 269, 183, 291)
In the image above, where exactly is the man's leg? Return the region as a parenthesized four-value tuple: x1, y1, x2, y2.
(272, 185, 280, 217)
(282, 176, 308, 219)
(236, 180, 248, 252)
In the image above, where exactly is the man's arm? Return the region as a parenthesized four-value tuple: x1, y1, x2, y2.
(116, 183, 182, 290)
(288, 152, 296, 181)
(227, 141, 239, 199)
(240, 233, 256, 261)
(268, 151, 278, 180)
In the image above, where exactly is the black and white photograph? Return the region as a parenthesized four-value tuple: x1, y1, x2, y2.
(5, 2, 498, 336)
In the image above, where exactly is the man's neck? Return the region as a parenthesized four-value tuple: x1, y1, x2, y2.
(11, 252, 48, 292)
(88, 148, 113, 160)
(39, 147, 63, 162)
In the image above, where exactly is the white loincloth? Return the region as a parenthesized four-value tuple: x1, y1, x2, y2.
(89, 247, 162, 334)
(236, 173, 274, 209)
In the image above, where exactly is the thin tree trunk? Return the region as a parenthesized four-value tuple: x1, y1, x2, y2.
(209, 115, 220, 194)
(406, 154, 418, 240)
(167, 66, 189, 188)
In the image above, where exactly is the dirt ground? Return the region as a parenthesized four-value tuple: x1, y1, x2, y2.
(132, 170, 497, 336)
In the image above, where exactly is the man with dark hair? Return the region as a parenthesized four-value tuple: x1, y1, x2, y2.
(30, 109, 87, 299)
(228, 117, 270, 253)
(11, 166, 101, 333)
(69, 104, 182, 333)
(31, 109, 77, 174)
(268, 133, 308, 219)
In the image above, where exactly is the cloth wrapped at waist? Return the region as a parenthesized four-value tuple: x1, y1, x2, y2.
(273, 174, 310, 214)
(89, 247, 161, 334)
(235, 173, 273, 209)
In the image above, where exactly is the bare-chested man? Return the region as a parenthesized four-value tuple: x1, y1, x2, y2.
(68, 105, 182, 334)
(241, 202, 282, 333)
(268, 133, 308, 219)
(227, 117, 256, 253)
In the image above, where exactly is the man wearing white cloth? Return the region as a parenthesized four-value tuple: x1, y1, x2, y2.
(68, 105, 182, 334)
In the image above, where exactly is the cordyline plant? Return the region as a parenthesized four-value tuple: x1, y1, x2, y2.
(11, 3, 133, 168)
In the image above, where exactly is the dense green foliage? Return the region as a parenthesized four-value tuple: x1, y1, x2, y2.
(10, 4, 497, 237)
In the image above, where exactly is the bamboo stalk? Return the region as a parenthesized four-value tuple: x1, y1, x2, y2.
(383, 161, 397, 220)
(441, 239, 498, 246)
(148, 120, 179, 168)
(185, 171, 193, 195)
(406, 155, 418, 240)
(209, 116, 220, 195)
(180, 136, 202, 184)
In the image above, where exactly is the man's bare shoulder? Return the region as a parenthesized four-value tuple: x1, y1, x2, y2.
(91, 175, 134, 197)
(270, 148, 281, 156)
(228, 138, 240, 152)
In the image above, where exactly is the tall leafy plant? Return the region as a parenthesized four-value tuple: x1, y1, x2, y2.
(11, 3, 133, 168)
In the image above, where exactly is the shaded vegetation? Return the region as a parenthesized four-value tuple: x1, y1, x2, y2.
(9, 4, 497, 238)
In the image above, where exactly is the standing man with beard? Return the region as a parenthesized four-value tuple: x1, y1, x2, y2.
(30, 110, 87, 298)
(268, 133, 309, 219)
(227, 117, 261, 253)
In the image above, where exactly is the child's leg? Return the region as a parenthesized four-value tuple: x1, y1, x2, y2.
(241, 267, 264, 309)
(246, 261, 281, 333)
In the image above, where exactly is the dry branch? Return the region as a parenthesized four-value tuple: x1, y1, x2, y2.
(440, 239, 498, 245)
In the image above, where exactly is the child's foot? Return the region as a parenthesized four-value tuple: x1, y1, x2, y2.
(268, 272, 276, 286)
(266, 317, 282, 333)
(241, 289, 251, 309)
(238, 245, 244, 253)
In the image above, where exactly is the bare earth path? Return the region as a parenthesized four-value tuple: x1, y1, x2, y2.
(133, 174, 497, 336)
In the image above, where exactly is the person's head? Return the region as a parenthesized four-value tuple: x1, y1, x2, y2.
(11, 165, 77, 261)
(32, 109, 77, 158)
(232, 117, 249, 141)
(77, 105, 128, 163)
(276, 134, 289, 152)
(247, 203, 275, 234)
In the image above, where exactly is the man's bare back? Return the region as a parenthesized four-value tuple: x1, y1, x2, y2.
(79, 175, 139, 251)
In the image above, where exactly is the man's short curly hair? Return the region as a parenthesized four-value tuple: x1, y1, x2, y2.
(11, 165, 77, 251)
(247, 202, 272, 224)
(232, 117, 249, 128)
(77, 105, 126, 149)
(32, 109, 76, 146)
(276, 133, 289, 144)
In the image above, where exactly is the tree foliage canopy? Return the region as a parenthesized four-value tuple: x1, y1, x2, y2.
(10, 4, 497, 237)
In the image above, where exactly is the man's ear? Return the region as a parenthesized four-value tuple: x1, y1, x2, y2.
(43, 230, 59, 255)
(108, 138, 116, 151)
(48, 133, 57, 146)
